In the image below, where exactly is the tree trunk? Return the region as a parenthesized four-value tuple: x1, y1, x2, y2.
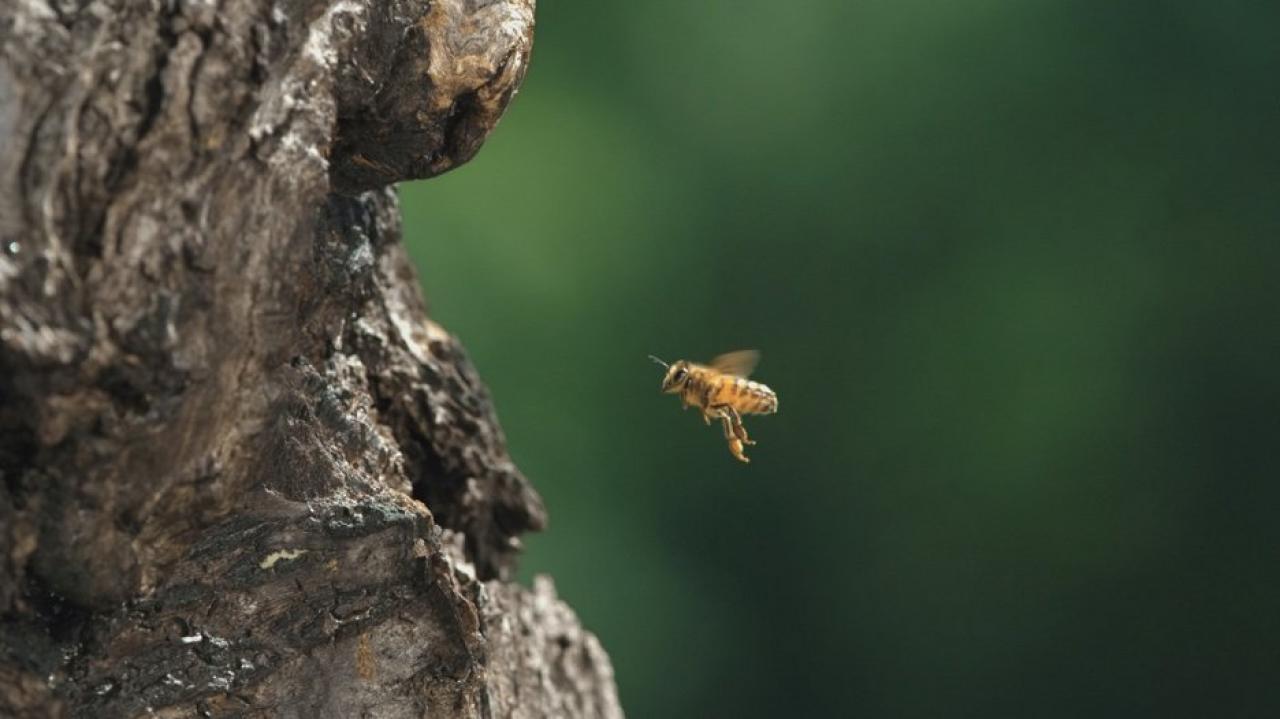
(0, 1, 622, 716)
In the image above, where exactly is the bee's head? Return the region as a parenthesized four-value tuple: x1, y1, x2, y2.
(659, 360, 691, 394)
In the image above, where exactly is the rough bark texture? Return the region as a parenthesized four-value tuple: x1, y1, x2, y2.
(0, 1, 622, 716)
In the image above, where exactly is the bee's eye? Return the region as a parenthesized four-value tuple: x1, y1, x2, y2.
(673, 368, 687, 382)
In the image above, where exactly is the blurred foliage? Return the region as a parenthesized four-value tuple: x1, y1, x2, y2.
(400, 0, 1280, 716)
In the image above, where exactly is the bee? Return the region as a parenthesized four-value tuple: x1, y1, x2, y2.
(649, 350, 778, 463)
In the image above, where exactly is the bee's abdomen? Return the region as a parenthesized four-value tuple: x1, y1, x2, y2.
(718, 377, 778, 415)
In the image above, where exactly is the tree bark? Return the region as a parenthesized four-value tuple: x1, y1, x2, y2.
(0, 1, 622, 717)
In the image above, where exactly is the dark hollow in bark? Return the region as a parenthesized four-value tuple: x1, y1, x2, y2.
(0, 1, 622, 716)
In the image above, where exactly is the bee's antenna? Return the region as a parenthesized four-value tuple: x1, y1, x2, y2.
(648, 355, 670, 369)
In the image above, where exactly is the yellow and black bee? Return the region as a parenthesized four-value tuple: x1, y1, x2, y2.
(650, 350, 778, 463)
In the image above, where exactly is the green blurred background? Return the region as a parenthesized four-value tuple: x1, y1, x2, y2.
(401, 1, 1279, 716)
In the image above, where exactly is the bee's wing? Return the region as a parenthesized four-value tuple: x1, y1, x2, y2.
(708, 350, 760, 378)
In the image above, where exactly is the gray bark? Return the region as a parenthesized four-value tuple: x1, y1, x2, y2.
(0, 0, 622, 716)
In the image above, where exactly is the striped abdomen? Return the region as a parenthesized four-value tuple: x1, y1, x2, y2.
(709, 374, 778, 415)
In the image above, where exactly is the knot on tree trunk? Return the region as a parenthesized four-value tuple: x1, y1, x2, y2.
(329, 0, 537, 194)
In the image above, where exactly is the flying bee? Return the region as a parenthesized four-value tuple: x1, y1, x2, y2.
(649, 350, 778, 463)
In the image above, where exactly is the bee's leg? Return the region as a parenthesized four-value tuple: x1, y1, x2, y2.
(722, 405, 755, 446)
(712, 407, 734, 440)
(712, 405, 750, 463)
